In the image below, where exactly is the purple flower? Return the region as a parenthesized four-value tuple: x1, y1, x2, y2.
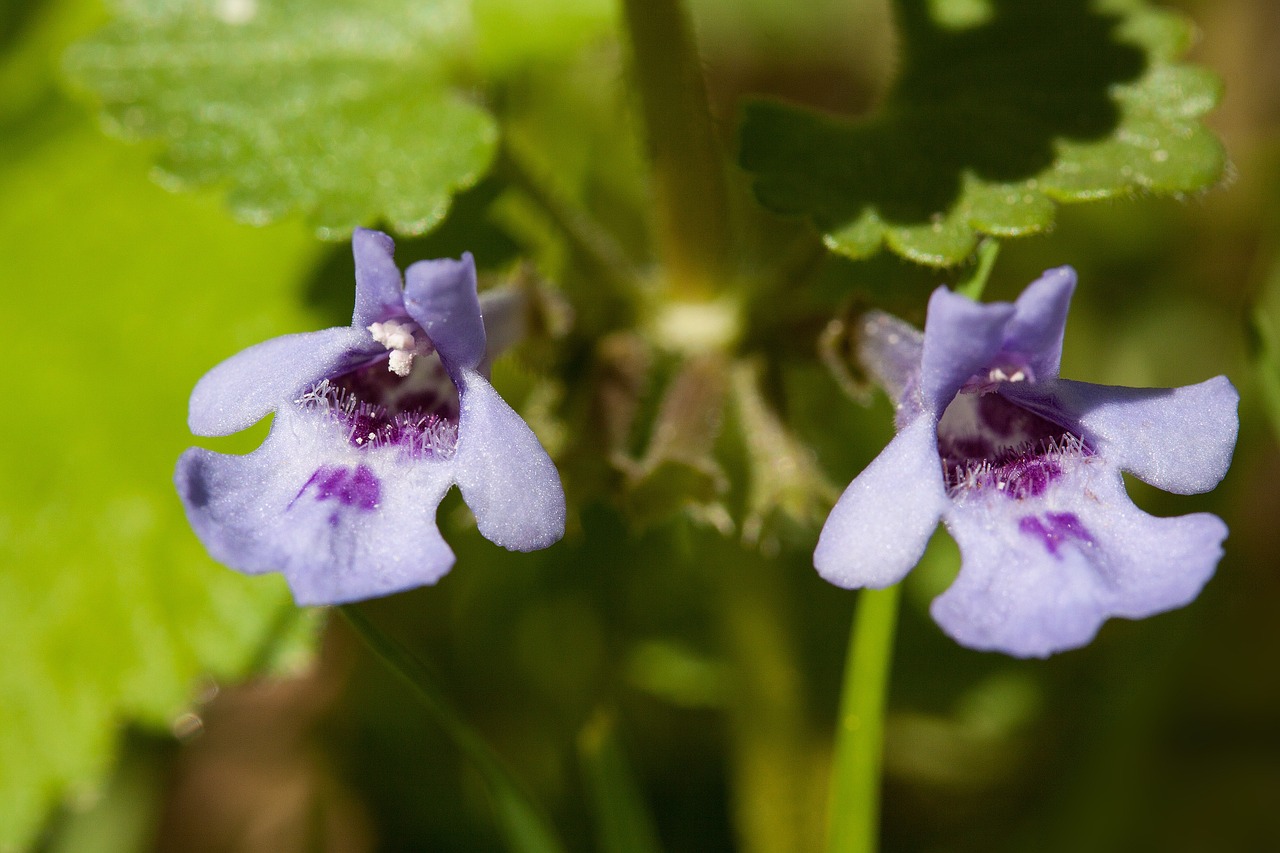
(176, 229, 565, 605)
(814, 268, 1238, 657)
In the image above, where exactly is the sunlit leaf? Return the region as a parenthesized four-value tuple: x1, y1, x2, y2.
(64, 0, 497, 238)
(739, 0, 1226, 267)
(0, 107, 322, 850)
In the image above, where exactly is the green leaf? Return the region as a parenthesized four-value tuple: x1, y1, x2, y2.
(63, 0, 498, 238)
(0, 106, 323, 849)
(739, 0, 1226, 267)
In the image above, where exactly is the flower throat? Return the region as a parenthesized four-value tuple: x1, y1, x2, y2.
(296, 351, 460, 459)
(937, 388, 1089, 499)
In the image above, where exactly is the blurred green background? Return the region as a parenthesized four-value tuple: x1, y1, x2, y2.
(2, 0, 1278, 851)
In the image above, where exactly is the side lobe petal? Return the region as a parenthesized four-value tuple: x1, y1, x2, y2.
(1003, 376, 1239, 494)
(932, 462, 1225, 657)
(352, 228, 407, 327)
(857, 310, 924, 409)
(404, 253, 487, 375)
(814, 417, 947, 588)
(478, 287, 527, 366)
(176, 407, 457, 605)
(1003, 266, 1075, 379)
(919, 287, 1016, 413)
(188, 327, 370, 436)
(451, 371, 565, 551)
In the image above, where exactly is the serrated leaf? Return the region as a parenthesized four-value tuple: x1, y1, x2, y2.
(63, 0, 497, 238)
(739, 0, 1226, 267)
(0, 107, 323, 850)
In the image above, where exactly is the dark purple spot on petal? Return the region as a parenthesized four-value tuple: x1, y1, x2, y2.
(293, 464, 381, 513)
(1045, 511, 1094, 544)
(1018, 512, 1093, 558)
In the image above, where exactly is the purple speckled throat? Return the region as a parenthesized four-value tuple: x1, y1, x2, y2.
(295, 349, 460, 459)
(938, 387, 1090, 499)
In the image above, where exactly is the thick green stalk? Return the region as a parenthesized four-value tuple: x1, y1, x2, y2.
(338, 605, 566, 853)
(826, 585, 900, 853)
(620, 0, 731, 297)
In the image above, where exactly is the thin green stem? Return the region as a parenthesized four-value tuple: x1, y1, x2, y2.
(620, 0, 731, 297)
(826, 585, 900, 853)
(957, 238, 1000, 300)
(338, 604, 566, 853)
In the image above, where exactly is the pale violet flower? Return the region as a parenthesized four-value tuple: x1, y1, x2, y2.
(176, 229, 565, 605)
(815, 268, 1238, 657)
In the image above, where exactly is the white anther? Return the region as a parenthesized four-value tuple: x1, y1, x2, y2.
(369, 320, 417, 351)
(370, 320, 426, 376)
(387, 350, 414, 376)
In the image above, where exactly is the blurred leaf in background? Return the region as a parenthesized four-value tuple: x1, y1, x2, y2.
(0, 1, 330, 846)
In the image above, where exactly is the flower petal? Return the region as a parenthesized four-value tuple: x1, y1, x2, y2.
(1003, 376, 1239, 494)
(857, 310, 924, 410)
(176, 407, 457, 605)
(404, 253, 487, 375)
(352, 228, 407, 327)
(479, 287, 527, 365)
(931, 462, 1226, 657)
(451, 370, 565, 551)
(1002, 266, 1075, 379)
(188, 327, 370, 436)
(919, 287, 1017, 413)
(814, 417, 948, 588)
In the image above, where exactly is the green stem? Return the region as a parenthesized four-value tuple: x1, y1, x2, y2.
(957, 238, 1000, 300)
(620, 0, 731, 297)
(826, 585, 900, 853)
(338, 605, 567, 853)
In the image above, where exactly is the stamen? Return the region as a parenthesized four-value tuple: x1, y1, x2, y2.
(961, 360, 1035, 395)
(368, 319, 431, 377)
(387, 350, 414, 377)
(369, 320, 417, 351)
